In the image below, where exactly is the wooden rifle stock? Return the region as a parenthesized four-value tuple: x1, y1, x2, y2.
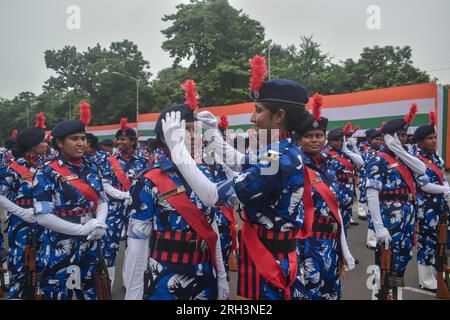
(95, 241, 112, 300)
(436, 222, 450, 299)
(378, 246, 392, 300)
(0, 267, 6, 297)
(24, 230, 42, 300)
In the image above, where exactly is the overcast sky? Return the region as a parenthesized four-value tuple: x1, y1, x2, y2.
(1, 0, 449, 99)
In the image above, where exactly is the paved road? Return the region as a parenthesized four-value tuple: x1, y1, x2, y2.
(111, 204, 440, 300)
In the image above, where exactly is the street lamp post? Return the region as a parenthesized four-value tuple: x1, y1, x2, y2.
(112, 71, 140, 135)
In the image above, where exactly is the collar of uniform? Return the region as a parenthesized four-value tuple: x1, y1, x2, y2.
(153, 149, 175, 172)
(57, 153, 85, 169)
(416, 147, 435, 159)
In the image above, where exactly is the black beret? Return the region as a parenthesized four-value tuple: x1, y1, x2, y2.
(147, 137, 159, 149)
(4, 136, 17, 148)
(16, 127, 45, 152)
(298, 116, 328, 137)
(102, 139, 114, 147)
(413, 124, 435, 142)
(115, 127, 137, 139)
(380, 118, 408, 135)
(154, 104, 196, 139)
(51, 120, 85, 139)
(366, 128, 382, 139)
(327, 127, 344, 141)
(252, 79, 309, 107)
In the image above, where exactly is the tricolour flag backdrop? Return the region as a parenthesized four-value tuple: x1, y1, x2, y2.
(87, 83, 450, 168)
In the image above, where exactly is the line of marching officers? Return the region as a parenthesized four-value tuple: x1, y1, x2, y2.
(0, 55, 448, 300)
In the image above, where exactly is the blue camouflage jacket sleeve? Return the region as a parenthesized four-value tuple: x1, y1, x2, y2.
(32, 168, 56, 215)
(0, 166, 15, 197)
(365, 154, 385, 191)
(127, 175, 155, 240)
(217, 149, 304, 207)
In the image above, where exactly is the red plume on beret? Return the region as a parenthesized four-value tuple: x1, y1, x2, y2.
(249, 55, 267, 95)
(12, 130, 18, 137)
(404, 103, 418, 124)
(380, 121, 387, 129)
(312, 93, 323, 122)
(218, 115, 229, 130)
(181, 80, 199, 111)
(429, 111, 437, 126)
(120, 118, 128, 132)
(343, 122, 352, 136)
(353, 125, 360, 134)
(79, 102, 92, 127)
(35, 112, 46, 129)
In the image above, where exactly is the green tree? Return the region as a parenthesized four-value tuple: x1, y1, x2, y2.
(43, 40, 152, 125)
(161, 0, 267, 105)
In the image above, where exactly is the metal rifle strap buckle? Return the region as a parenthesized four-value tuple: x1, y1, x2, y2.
(387, 163, 399, 169)
(62, 175, 79, 182)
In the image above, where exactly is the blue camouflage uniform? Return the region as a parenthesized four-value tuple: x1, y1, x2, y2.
(358, 142, 379, 232)
(128, 149, 219, 300)
(84, 150, 109, 173)
(0, 157, 44, 299)
(321, 146, 355, 234)
(413, 147, 450, 266)
(33, 156, 107, 300)
(217, 138, 306, 300)
(101, 151, 147, 268)
(366, 146, 419, 277)
(297, 151, 343, 300)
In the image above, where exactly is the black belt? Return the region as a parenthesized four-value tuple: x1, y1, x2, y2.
(260, 237, 298, 254)
(380, 194, 411, 201)
(151, 236, 204, 254)
(313, 222, 339, 234)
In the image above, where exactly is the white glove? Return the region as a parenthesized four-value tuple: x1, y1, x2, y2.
(444, 192, 450, 201)
(87, 227, 106, 241)
(342, 137, 364, 169)
(124, 195, 133, 207)
(36, 214, 107, 236)
(348, 137, 362, 157)
(367, 188, 391, 249)
(0, 195, 36, 223)
(338, 210, 356, 271)
(420, 183, 450, 195)
(103, 181, 131, 200)
(162, 111, 220, 207)
(212, 220, 229, 300)
(384, 134, 426, 175)
(198, 111, 244, 171)
(197, 111, 219, 131)
(124, 237, 149, 300)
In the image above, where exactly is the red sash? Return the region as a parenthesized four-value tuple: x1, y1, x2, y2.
(295, 164, 314, 239)
(144, 169, 218, 268)
(324, 149, 354, 173)
(305, 167, 342, 227)
(241, 218, 298, 300)
(4, 151, 13, 164)
(361, 143, 369, 153)
(219, 206, 238, 250)
(10, 162, 34, 183)
(107, 156, 131, 191)
(49, 161, 100, 204)
(417, 154, 444, 185)
(239, 166, 314, 300)
(379, 152, 416, 200)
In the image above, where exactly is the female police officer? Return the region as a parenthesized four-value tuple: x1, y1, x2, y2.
(33, 119, 108, 300)
(159, 56, 315, 300)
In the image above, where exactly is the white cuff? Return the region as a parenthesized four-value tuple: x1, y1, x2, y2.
(420, 183, 450, 195)
(95, 201, 108, 224)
